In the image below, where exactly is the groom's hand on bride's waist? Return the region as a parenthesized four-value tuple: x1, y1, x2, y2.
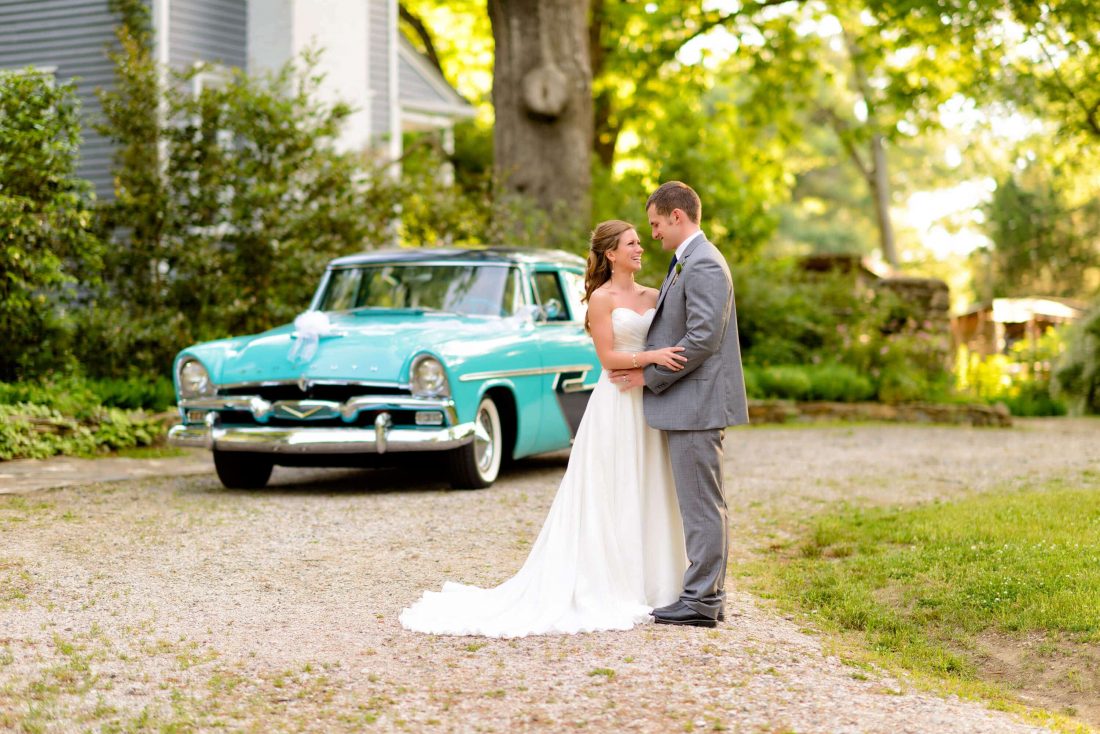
(610, 368, 644, 391)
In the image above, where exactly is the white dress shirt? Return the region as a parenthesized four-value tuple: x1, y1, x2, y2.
(674, 230, 705, 263)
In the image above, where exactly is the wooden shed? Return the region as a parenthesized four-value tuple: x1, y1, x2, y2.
(952, 297, 1086, 357)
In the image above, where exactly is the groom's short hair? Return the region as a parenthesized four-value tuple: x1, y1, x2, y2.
(646, 181, 701, 224)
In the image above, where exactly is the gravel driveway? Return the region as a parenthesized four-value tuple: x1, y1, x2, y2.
(2, 419, 1098, 732)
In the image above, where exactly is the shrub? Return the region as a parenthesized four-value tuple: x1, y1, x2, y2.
(876, 365, 929, 404)
(1000, 383, 1068, 417)
(956, 328, 1069, 416)
(757, 366, 813, 401)
(806, 364, 875, 402)
(90, 376, 175, 412)
(743, 365, 762, 400)
(732, 259, 953, 404)
(0, 378, 103, 420)
(733, 259, 851, 367)
(0, 403, 163, 461)
(0, 68, 102, 381)
(1055, 300, 1100, 415)
(0, 376, 175, 417)
(748, 363, 875, 403)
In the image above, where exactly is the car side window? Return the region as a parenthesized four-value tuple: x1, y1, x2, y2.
(501, 267, 525, 316)
(319, 268, 364, 311)
(559, 270, 586, 325)
(533, 271, 571, 322)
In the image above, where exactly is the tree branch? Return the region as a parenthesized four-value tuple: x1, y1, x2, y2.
(1033, 29, 1100, 138)
(643, 0, 810, 77)
(838, 18, 876, 121)
(399, 3, 445, 80)
(819, 106, 872, 183)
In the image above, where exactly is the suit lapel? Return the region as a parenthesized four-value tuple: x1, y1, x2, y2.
(654, 233, 706, 315)
(655, 268, 675, 313)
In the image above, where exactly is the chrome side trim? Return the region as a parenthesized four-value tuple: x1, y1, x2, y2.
(167, 423, 476, 454)
(458, 364, 594, 383)
(327, 261, 514, 270)
(554, 370, 594, 394)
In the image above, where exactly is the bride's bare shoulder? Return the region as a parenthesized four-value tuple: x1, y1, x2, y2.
(588, 286, 615, 307)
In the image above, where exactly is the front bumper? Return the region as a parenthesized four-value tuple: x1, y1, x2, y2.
(168, 393, 474, 455)
(168, 417, 476, 454)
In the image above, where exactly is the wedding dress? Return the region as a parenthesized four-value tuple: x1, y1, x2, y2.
(400, 308, 688, 638)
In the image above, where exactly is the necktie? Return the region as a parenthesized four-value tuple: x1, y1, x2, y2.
(666, 255, 678, 278)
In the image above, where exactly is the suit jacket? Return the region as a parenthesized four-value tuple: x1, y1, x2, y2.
(642, 234, 749, 430)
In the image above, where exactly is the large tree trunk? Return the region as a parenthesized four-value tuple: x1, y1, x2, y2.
(488, 0, 592, 227)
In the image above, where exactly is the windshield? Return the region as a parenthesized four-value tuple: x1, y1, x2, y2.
(317, 264, 520, 317)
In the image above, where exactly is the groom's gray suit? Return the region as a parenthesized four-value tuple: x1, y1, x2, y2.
(643, 232, 748, 619)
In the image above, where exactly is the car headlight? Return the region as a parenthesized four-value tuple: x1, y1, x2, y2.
(410, 355, 450, 397)
(178, 359, 215, 398)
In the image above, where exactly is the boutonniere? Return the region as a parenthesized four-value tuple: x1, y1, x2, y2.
(671, 261, 683, 286)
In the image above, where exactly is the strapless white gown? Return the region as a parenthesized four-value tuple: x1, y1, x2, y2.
(399, 308, 688, 638)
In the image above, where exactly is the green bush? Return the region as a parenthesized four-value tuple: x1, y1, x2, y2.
(0, 68, 103, 381)
(0, 403, 163, 461)
(956, 328, 1070, 417)
(748, 363, 875, 402)
(0, 374, 171, 460)
(90, 376, 176, 412)
(1055, 300, 1100, 415)
(0, 376, 175, 417)
(732, 259, 953, 404)
(876, 365, 930, 404)
(743, 365, 762, 399)
(757, 366, 813, 400)
(999, 383, 1067, 417)
(733, 259, 850, 367)
(0, 404, 95, 459)
(0, 379, 103, 420)
(806, 363, 875, 402)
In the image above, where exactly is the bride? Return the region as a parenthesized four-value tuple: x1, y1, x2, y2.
(399, 220, 689, 638)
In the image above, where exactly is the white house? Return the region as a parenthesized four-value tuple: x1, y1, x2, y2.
(0, 0, 474, 197)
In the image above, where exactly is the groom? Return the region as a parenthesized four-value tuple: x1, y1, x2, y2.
(612, 181, 749, 628)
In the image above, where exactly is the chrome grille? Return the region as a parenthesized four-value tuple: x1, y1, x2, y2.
(218, 383, 408, 402)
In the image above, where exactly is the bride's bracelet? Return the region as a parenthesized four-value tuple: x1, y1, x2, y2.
(631, 353, 639, 368)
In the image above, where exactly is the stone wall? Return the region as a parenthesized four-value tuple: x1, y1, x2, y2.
(877, 276, 953, 368)
(748, 400, 1012, 427)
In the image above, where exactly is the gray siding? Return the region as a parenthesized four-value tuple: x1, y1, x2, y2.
(398, 45, 459, 111)
(398, 51, 442, 109)
(0, 0, 122, 198)
(368, 0, 391, 140)
(169, 0, 246, 72)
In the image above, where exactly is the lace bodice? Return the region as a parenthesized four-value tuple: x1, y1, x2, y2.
(612, 308, 655, 353)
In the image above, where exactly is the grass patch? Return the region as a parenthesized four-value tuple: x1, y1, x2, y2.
(0, 560, 33, 605)
(744, 472, 1100, 726)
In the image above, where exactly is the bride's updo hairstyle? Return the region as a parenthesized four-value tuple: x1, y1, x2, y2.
(583, 219, 635, 332)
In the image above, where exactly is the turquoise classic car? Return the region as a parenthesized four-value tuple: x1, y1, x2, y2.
(168, 247, 600, 490)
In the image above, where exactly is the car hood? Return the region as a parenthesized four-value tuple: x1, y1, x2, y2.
(182, 310, 525, 386)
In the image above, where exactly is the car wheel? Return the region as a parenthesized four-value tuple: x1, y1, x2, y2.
(447, 396, 503, 489)
(213, 450, 274, 490)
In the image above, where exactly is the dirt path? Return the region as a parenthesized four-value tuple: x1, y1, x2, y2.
(0, 451, 213, 495)
(1, 419, 1097, 732)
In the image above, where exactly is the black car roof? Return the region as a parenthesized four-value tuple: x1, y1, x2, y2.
(327, 246, 586, 269)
